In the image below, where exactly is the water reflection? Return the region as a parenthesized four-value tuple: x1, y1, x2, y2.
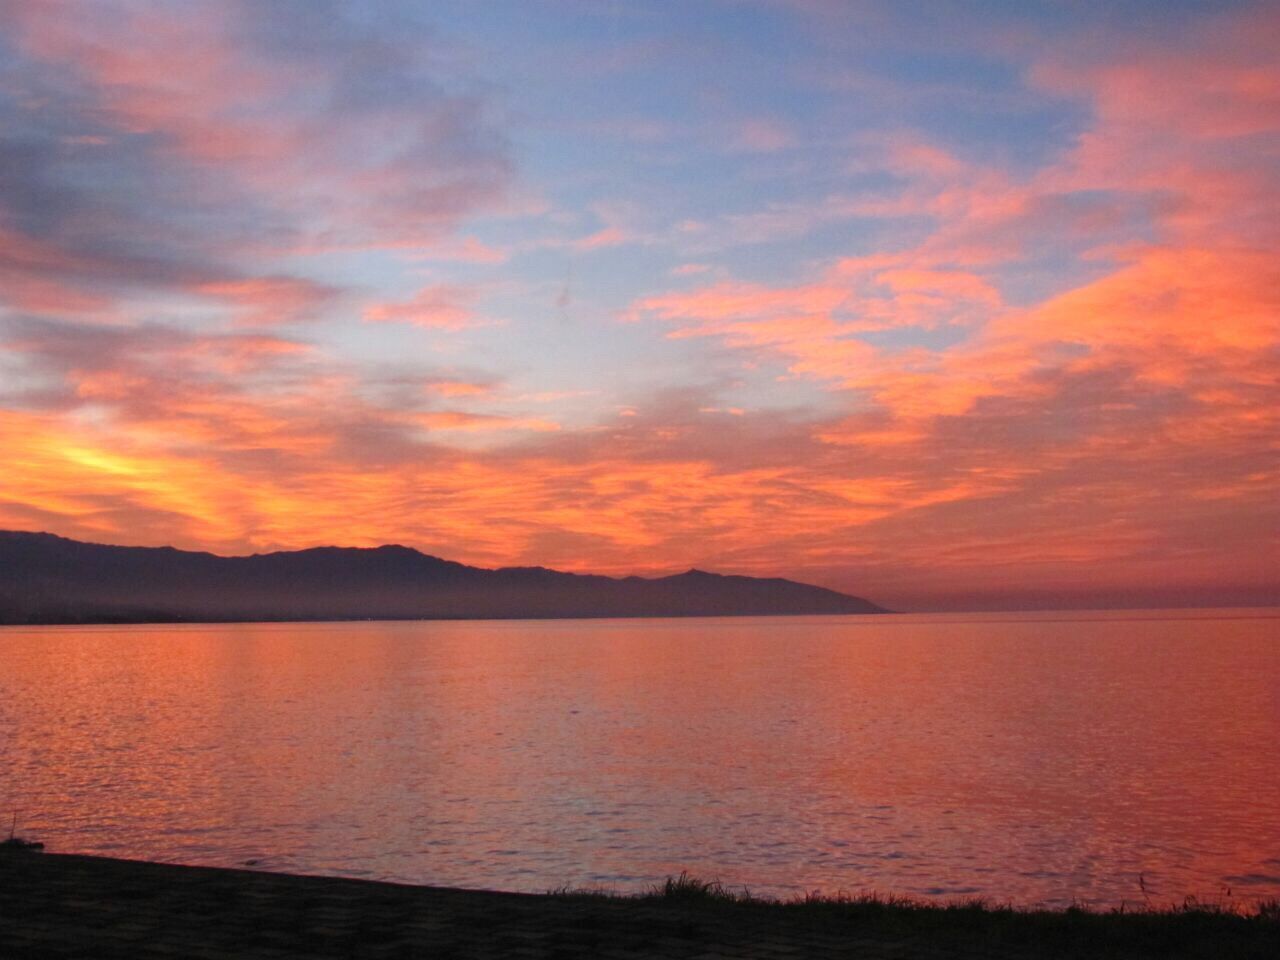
(1, 611, 1277, 906)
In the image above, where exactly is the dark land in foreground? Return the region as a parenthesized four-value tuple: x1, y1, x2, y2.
(1, 852, 1277, 959)
(0, 529, 888, 625)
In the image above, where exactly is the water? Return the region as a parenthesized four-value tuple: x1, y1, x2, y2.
(1, 610, 1277, 907)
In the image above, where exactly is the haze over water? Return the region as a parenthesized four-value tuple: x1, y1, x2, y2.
(3, 611, 1277, 907)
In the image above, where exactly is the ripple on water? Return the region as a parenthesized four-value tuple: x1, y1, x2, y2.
(2, 612, 1278, 905)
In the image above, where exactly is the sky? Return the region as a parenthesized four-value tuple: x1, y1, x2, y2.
(1, 0, 1277, 610)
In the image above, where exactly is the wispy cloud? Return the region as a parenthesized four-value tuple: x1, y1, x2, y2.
(363, 284, 482, 330)
(0, 0, 1275, 607)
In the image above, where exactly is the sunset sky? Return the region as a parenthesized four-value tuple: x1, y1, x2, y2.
(2, 0, 1277, 610)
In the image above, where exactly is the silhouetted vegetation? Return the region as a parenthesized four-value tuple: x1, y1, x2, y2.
(2, 813, 44, 851)
(549, 873, 1280, 959)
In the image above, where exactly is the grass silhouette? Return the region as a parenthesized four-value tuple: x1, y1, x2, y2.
(550, 873, 1280, 958)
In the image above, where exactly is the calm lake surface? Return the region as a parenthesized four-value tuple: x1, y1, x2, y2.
(2, 611, 1278, 906)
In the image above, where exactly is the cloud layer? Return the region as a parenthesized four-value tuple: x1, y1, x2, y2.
(1, 0, 1276, 609)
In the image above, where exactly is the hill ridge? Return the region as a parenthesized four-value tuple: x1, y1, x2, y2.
(0, 529, 889, 624)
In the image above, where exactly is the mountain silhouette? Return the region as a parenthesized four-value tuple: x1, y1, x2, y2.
(0, 530, 888, 624)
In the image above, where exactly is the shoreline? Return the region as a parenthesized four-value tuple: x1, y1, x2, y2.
(2, 851, 1276, 959)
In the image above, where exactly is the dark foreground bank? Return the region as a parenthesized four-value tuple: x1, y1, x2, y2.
(1, 852, 1277, 960)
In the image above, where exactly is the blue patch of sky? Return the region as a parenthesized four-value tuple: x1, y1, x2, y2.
(331, 0, 1192, 415)
(857, 325, 971, 354)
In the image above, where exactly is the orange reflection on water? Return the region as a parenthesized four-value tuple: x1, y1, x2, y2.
(1, 611, 1277, 906)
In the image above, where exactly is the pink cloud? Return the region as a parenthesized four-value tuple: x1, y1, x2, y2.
(416, 412, 559, 433)
(0, 226, 121, 317)
(573, 226, 629, 251)
(3, 1, 509, 250)
(195, 277, 341, 327)
(731, 118, 796, 153)
(420, 237, 510, 265)
(363, 284, 479, 330)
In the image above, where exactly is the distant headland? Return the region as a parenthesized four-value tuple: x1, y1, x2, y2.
(0, 530, 889, 625)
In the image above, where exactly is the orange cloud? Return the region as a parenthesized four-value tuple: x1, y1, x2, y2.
(1, 3, 1277, 611)
(424, 380, 492, 398)
(615, 11, 1279, 603)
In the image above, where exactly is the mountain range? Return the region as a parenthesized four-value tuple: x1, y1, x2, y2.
(0, 530, 888, 624)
